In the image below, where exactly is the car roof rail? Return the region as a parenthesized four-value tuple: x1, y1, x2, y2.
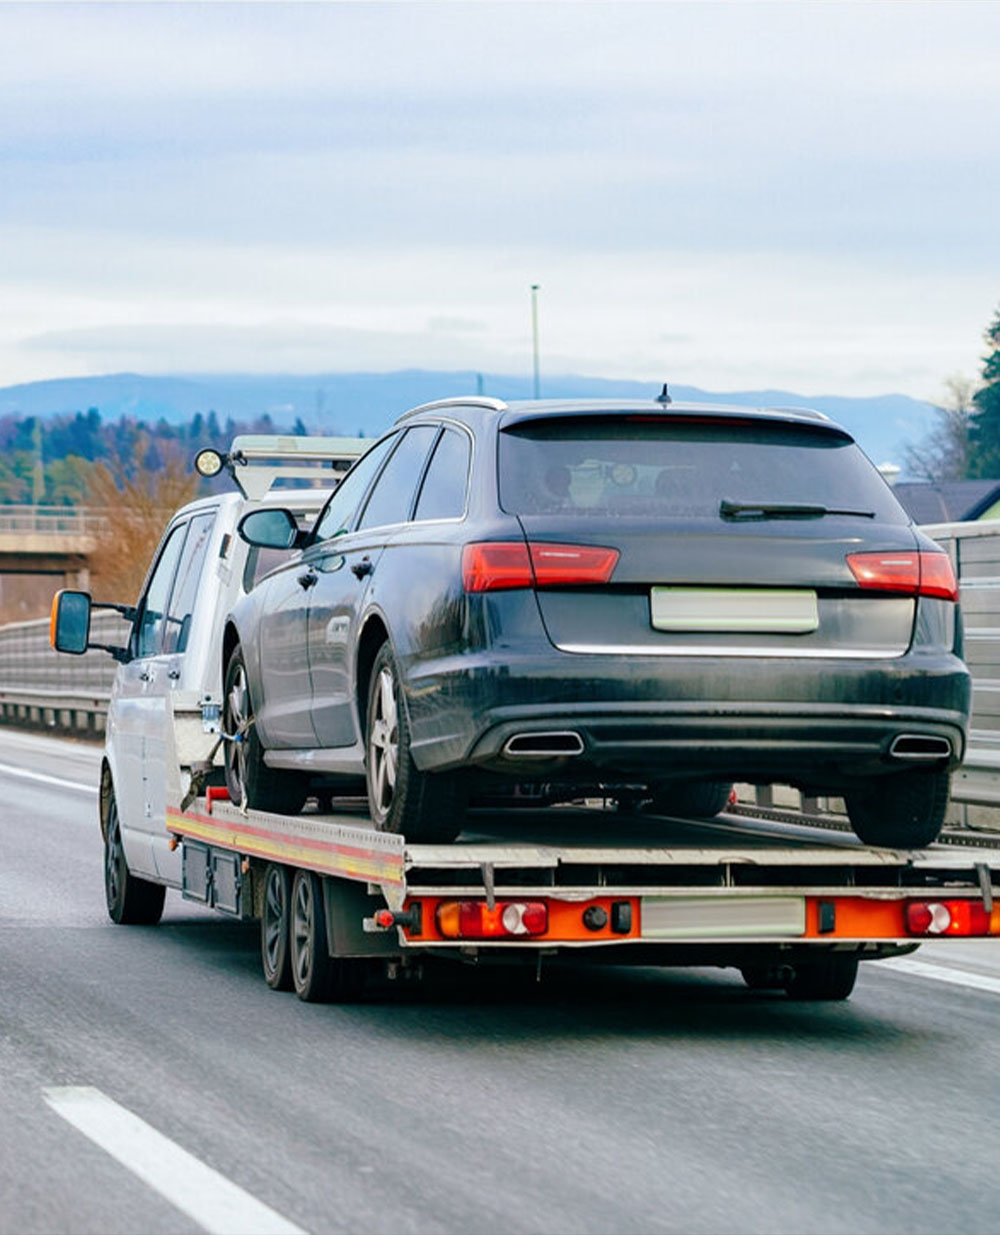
(394, 396, 508, 424)
(197, 434, 368, 501)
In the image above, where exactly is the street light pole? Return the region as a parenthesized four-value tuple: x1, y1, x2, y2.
(530, 283, 541, 400)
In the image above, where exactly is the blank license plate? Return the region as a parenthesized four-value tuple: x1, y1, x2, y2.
(641, 896, 806, 939)
(650, 587, 819, 633)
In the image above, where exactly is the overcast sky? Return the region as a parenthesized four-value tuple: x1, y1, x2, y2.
(1, 0, 998, 399)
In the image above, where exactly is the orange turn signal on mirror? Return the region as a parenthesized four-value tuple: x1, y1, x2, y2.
(436, 900, 549, 939)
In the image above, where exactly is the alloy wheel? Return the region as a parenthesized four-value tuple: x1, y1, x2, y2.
(105, 802, 123, 909)
(292, 873, 315, 990)
(263, 866, 286, 978)
(225, 661, 250, 804)
(368, 665, 399, 816)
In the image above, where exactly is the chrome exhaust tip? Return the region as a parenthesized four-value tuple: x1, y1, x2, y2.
(502, 731, 585, 758)
(889, 734, 952, 760)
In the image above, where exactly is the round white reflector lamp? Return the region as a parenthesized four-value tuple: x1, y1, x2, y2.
(194, 448, 225, 478)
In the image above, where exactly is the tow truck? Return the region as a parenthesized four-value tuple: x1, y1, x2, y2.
(51, 435, 1000, 1004)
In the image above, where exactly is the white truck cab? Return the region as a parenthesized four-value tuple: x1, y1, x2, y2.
(52, 435, 365, 908)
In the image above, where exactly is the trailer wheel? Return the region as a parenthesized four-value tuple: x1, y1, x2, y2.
(260, 863, 293, 991)
(224, 644, 308, 815)
(365, 642, 465, 842)
(647, 780, 733, 819)
(103, 789, 165, 926)
(784, 954, 859, 1001)
(289, 870, 366, 1003)
(845, 768, 950, 849)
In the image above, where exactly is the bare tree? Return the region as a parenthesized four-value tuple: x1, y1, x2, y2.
(85, 439, 199, 603)
(904, 375, 977, 482)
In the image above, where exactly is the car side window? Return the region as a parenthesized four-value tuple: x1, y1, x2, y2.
(312, 435, 397, 543)
(413, 427, 472, 521)
(135, 523, 188, 659)
(163, 511, 216, 654)
(357, 425, 439, 530)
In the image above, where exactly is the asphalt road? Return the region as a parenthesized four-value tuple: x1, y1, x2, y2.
(3, 729, 1000, 1235)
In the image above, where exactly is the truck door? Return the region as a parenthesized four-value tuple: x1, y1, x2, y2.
(112, 520, 188, 878)
(145, 510, 217, 882)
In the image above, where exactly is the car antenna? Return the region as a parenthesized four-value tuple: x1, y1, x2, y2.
(656, 382, 672, 405)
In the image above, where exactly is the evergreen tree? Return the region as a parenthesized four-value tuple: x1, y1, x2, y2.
(969, 308, 1000, 476)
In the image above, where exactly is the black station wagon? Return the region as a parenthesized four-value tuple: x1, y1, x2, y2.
(223, 395, 971, 848)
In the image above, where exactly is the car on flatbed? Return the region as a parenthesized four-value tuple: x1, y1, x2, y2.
(224, 395, 970, 849)
(47, 425, 995, 1008)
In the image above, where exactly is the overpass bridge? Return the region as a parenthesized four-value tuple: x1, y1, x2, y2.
(0, 506, 109, 590)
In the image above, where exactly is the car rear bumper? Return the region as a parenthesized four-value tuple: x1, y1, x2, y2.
(464, 701, 967, 784)
(406, 650, 971, 787)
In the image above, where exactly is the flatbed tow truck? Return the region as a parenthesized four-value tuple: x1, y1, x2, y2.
(165, 780, 1000, 1003)
(52, 433, 1000, 1004)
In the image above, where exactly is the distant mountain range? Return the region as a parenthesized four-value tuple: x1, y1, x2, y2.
(0, 370, 938, 469)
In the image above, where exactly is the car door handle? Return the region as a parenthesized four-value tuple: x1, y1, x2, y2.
(351, 557, 373, 579)
(167, 669, 181, 681)
(139, 670, 154, 682)
(298, 569, 318, 590)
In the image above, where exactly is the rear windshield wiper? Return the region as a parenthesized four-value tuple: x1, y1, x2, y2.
(719, 498, 875, 520)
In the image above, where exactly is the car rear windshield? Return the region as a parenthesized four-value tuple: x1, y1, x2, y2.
(498, 416, 908, 524)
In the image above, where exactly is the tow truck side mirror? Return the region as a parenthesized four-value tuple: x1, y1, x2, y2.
(50, 589, 135, 663)
(237, 508, 306, 550)
(50, 589, 91, 655)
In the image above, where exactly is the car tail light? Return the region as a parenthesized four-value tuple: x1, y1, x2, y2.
(462, 542, 619, 592)
(436, 900, 548, 938)
(846, 551, 958, 601)
(528, 543, 619, 585)
(462, 542, 533, 592)
(905, 899, 993, 936)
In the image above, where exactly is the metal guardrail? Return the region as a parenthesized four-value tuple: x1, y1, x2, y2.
(922, 520, 1000, 827)
(0, 506, 111, 536)
(0, 610, 126, 733)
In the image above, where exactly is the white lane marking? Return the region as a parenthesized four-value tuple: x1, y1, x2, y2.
(876, 956, 1000, 996)
(43, 1087, 308, 1235)
(0, 760, 93, 795)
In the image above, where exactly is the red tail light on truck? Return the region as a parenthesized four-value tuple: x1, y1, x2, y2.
(436, 900, 549, 939)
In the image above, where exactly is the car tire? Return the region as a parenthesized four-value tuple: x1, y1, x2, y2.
(365, 642, 465, 842)
(103, 786, 166, 926)
(845, 768, 950, 849)
(647, 780, 733, 819)
(289, 869, 366, 1003)
(224, 644, 308, 815)
(260, 863, 293, 991)
(783, 954, 859, 1001)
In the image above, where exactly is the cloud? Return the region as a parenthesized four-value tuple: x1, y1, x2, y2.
(18, 318, 525, 378)
(0, 2, 998, 396)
